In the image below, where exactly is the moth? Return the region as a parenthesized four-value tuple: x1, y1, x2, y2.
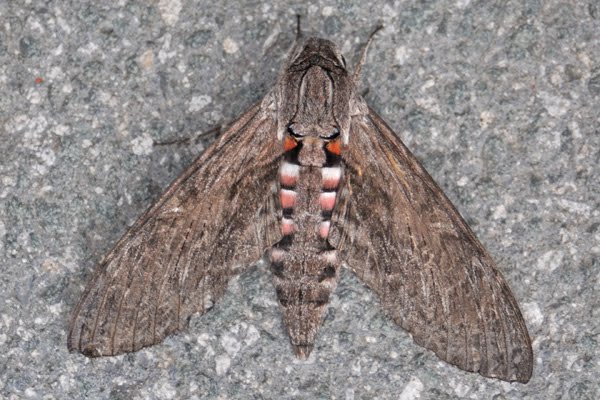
(68, 23, 533, 383)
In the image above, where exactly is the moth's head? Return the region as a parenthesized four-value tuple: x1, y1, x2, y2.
(286, 37, 347, 73)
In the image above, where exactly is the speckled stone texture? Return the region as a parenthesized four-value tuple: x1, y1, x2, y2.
(1, 1, 598, 399)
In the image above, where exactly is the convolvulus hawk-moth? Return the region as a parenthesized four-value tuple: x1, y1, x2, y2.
(68, 23, 533, 383)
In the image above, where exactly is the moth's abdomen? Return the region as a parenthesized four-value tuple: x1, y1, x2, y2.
(270, 248, 339, 359)
(269, 136, 343, 359)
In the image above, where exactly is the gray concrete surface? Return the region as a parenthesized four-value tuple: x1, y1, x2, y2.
(1, 1, 598, 399)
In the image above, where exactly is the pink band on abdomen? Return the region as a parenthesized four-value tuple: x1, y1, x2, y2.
(319, 192, 336, 211)
(280, 189, 297, 209)
(319, 221, 330, 238)
(321, 167, 341, 190)
(281, 218, 295, 235)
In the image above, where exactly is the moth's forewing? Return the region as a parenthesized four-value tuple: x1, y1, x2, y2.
(329, 107, 533, 383)
(68, 102, 282, 356)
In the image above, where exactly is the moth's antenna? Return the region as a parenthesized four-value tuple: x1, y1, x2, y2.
(296, 14, 303, 39)
(353, 24, 384, 81)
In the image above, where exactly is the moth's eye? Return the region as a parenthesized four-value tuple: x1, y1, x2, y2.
(287, 124, 304, 138)
(320, 127, 340, 140)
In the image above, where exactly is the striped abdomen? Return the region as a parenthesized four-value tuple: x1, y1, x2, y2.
(269, 134, 343, 359)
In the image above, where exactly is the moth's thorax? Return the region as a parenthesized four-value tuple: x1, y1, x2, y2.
(277, 37, 354, 143)
(295, 67, 335, 131)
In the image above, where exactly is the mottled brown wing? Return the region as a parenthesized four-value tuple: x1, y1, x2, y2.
(331, 107, 532, 383)
(68, 101, 282, 357)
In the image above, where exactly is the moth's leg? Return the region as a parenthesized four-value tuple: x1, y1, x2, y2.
(152, 125, 221, 146)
